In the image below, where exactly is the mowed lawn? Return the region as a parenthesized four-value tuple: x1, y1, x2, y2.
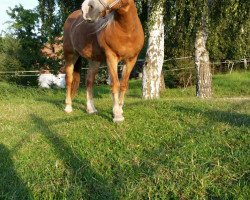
(0, 71, 249, 199)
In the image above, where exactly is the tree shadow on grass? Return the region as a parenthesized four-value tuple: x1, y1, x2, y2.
(173, 106, 250, 128)
(0, 144, 33, 200)
(30, 114, 117, 199)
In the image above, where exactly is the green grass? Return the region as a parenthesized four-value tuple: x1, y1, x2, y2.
(0, 71, 249, 199)
(213, 71, 250, 97)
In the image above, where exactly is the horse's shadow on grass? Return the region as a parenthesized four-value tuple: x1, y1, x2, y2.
(35, 91, 111, 115)
(35, 97, 87, 111)
(96, 110, 113, 122)
(0, 144, 33, 199)
(35, 96, 114, 122)
(30, 114, 117, 199)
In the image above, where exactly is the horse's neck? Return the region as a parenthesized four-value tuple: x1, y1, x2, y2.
(113, 2, 138, 31)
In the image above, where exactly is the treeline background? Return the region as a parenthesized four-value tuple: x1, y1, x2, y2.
(0, 0, 249, 86)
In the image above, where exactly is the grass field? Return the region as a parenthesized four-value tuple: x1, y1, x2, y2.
(0, 71, 249, 199)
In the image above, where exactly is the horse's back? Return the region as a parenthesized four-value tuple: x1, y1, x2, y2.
(63, 10, 82, 56)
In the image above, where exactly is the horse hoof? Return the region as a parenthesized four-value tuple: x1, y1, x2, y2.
(113, 115, 125, 123)
(86, 109, 98, 114)
(64, 105, 73, 113)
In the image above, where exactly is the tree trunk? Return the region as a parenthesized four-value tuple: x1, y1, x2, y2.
(195, 4, 212, 99)
(160, 71, 166, 92)
(142, 2, 164, 99)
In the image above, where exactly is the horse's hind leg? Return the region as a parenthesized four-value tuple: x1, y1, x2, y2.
(119, 57, 138, 108)
(64, 54, 79, 113)
(86, 60, 100, 114)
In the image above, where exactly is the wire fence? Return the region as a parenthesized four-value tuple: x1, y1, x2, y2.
(0, 57, 249, 78)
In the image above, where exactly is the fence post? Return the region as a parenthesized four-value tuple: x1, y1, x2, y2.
(243, 58, 248, 70)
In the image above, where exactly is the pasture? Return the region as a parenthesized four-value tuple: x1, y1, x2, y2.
(0, 71, 249, 199)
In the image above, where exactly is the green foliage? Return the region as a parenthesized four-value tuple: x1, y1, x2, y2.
(38, 0, 83, 43)
(164, 0, 200, 58)
(163, 59, 196, 88)
(3, 0, 247, 87)
(7, 5, 39, 39)
(38, 0, 61, 44)
(6, 5, 44, 70)
(164, 0, 250, 62)
(36, 0, 249, 68)
(0, 36, 22, 71)
(0, 36, 23, 81)
(207, 0, 250, 60)
(0, 5, 55, 84)
(0, 72, 249, 199)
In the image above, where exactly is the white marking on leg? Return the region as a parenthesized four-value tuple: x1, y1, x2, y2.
(112, 93, 124, 122)
(64, 62, 75, 113)
(85, 60, 99, 114)
(86, 87, 97, 114)
(64, 104, 73, 113)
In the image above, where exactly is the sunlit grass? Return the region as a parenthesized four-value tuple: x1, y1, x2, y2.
(0, 71, 249, 199)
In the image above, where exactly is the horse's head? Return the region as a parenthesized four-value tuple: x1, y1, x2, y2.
(82, 0, 129, 22)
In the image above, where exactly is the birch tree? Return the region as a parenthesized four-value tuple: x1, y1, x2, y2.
(195, 0, 212, 98)
(142, 0, 165, 99)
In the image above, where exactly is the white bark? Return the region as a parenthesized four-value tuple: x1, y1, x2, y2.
(195, 29, 212, 98)
(195, 5, 212, 99)
(142, 3, 164, 99)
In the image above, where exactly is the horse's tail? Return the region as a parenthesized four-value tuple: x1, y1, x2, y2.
(71, 57, 81, 98)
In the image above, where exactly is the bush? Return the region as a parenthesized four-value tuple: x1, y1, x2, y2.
(163, 59, 196, 88)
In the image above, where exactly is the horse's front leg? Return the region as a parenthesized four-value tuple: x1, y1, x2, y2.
(86, 60, 100, 114)
(106, 54, 124, 122)
(64, 55, 79, 113)
(119, 57, 138, 108)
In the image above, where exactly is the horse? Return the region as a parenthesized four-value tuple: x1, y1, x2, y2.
(63, 0, 144, 122)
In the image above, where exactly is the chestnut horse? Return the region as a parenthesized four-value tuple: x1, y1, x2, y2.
(63, 0, 144, 122)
